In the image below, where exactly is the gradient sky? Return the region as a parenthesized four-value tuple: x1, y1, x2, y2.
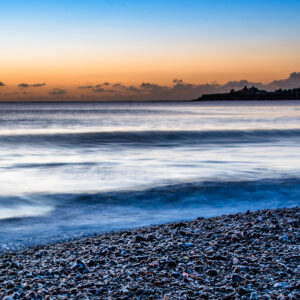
(0, 0, 300, 99)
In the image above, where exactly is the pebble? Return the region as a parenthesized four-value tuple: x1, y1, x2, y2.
(207, 269, 218, 276)
(250, 292, 260, 299)
(72, 259, 87, 270)
(274, 282, 288, 288)
(232, 273, 242, 282)
(0, 207, 299, 299)
(279, 235, 289, 242)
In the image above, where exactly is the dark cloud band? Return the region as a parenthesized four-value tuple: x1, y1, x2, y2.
(49, 88, 67, 96)
(1, 73, 300, 100)
(18, 83, 46, 88)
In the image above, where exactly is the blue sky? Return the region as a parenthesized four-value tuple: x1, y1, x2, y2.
(2, 1, 300, 35)
(0, 0, 299, 90)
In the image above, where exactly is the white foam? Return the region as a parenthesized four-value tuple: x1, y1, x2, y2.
(0, 205, 53, 220)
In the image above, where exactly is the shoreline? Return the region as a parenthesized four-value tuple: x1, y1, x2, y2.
(1, 99, 300, 104)
(0, 207, 299, 299)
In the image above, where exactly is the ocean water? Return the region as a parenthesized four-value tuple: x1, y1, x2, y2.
(0, 100, 300, 250)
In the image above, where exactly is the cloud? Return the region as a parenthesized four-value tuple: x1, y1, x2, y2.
(269, 72, 300, 89)
(126, 86, 140, 92)
(173, 79, 183, 84)
(0, 82, 5, 87)
(3, 92, 19, 96)
(78, 83, 110, 89)
(93, 87, 105, 93)
(77, 83, 120, 93)
(74, 80, 228, 100)
(78, 85, 94, 89)
(18, 83, 46, 88)
(49, 88, 67, 96)
(31, 83, 46, 87)
(18, 83, 30, 88)
(140, 82, 164, 90)
(124, 72, 300, 100)
(93, 87, 115, 93)
(112, 83, 126, 89)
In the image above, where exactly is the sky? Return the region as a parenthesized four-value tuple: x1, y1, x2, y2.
(0, 0, 300, 100)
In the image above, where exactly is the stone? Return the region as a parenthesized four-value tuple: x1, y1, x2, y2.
(274, 282, 288, 288)
(135, 235, 146, 242)
(250, 292, 260, 299)
(207, 269, 218, 276)
(232, 273, 242, 282)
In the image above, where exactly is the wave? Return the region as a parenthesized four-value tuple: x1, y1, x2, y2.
(1, 177, 299, 249)
(1, 177, 299, 221)
(2, 162, 99, 170)
(0, 196, 53, 220)
(50, 177, 300, 207)
(1, 128, 300, 147)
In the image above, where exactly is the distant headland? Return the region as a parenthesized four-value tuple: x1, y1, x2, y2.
(195, 86, 300, 101)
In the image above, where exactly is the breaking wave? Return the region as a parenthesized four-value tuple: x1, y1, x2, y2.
(0, 177, 299, 250)
(1, 128, 300, 147)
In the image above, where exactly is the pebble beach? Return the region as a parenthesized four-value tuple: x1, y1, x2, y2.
(0, 207, 299, 299)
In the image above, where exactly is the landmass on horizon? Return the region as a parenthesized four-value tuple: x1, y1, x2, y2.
(195, 86, 300, 101)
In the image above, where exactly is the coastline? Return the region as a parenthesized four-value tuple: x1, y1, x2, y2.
(1, 99, 300, 104)
(0, 207, 299, 299)
(194, 86, 300, 102)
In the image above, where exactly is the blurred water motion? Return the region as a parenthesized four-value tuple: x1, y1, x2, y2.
(0, 101, 299, 249)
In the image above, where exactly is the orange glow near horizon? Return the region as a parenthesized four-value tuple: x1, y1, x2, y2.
(1, 51, 300, 87)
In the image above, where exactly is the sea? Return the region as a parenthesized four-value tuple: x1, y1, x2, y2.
(0, 100, 299, 250)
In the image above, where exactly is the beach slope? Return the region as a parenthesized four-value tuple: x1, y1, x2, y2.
(0, 207, 299, 299)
